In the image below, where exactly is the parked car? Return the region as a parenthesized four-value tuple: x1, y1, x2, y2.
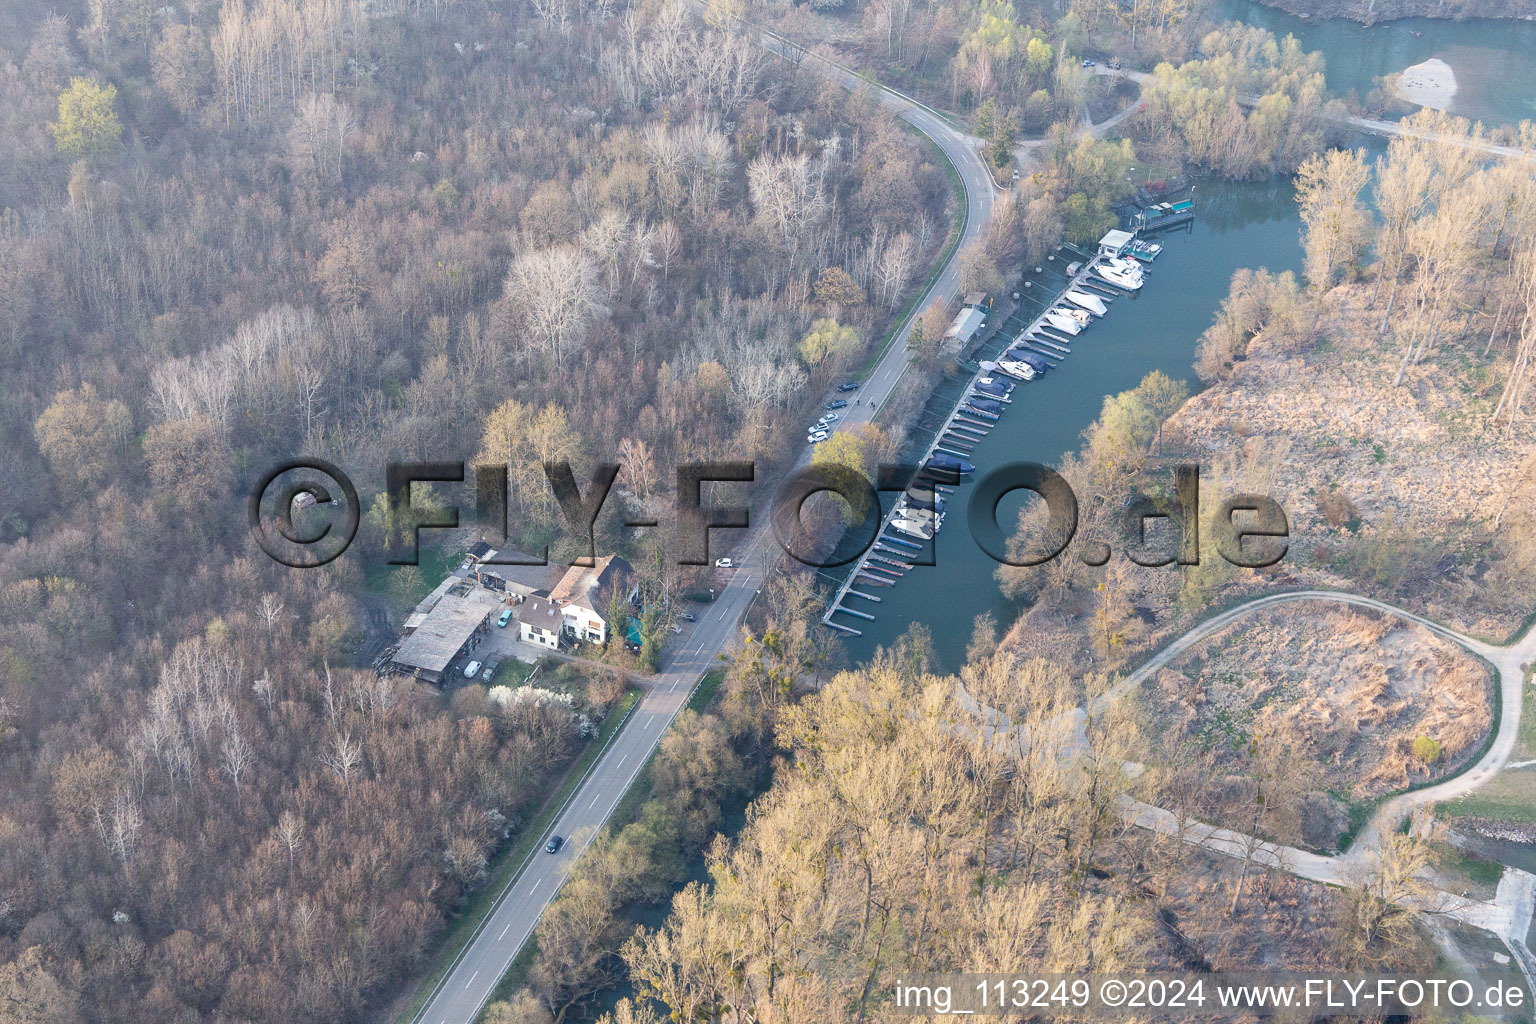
(545, 835, 564, 854)
(818, 412, 841, 425)
(463, 660, 482, 678)
(715, 557, 734, 568)
(837, 381, 860, 392)
(1082, 57, 1095, 67)
(670, 624, 683, 634)
(1108, 59, 1122, 69)
(681, 611, 697, 622)
(481, 659, 500, 682)
(807, 430, 829, 444)
(497, 608, 513, 628)
(826, 399, 848, 410)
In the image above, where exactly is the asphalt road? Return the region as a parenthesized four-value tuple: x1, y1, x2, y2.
(411, 18, 998, 1024)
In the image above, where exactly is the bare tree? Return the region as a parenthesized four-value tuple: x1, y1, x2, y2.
(501, 246, 609, 368)
(275, 809, 306, 867)
(221, 727, 255, 793)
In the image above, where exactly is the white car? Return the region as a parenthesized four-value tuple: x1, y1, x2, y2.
(670, 624, 683, 634)
(807, 430, 830, 443)
(463, 660, 482, 678)
(715, 557, 734, 568)
(819, 412, 841, 425)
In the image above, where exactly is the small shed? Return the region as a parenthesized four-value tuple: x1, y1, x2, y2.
(962, 291, 991, 310)
(943, 307, 987, 349)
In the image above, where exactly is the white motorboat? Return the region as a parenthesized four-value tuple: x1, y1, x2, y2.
(997, 359, 1037, 381)
(1055, 305, 1092, 326)
(888, 517, 934, 540)
(1064, 289, 1108, 316)
(1042, 310, 1083, 335)
(897, 506, 939, 524)
(1095, 262, 1143, 291)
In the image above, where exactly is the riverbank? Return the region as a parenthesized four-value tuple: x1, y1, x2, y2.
(1252, 0, 1536, 23)
(998, 282, 1536, 685)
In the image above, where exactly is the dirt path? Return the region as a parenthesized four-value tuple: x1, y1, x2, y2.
(966, 588, 1535, 985)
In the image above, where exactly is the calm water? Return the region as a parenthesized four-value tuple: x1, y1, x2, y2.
(841, 177, 1304, 671)
(841, 2, 1536, 671)
(1216, 0, 1536, 127)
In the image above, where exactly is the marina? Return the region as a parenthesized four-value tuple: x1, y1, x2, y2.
(820, 226, 1165, 634)
(831, 173, 1304, 669)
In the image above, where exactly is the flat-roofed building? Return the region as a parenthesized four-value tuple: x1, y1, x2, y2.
(390, 585, 503, 684)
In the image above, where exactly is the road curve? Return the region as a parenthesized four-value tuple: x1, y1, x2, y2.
(408, 17, 998, 1024)
(974, 588, 1531, 861)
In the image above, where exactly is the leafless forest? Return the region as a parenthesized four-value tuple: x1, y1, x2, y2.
(0, 0, 954, 1016)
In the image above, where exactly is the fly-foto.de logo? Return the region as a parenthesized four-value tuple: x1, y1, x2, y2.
(248, 459, 1288, 571)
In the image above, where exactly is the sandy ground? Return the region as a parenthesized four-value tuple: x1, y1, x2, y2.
(1396, 57, 1458, 110)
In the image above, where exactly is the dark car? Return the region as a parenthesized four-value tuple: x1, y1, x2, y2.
(838, 381, 860, 392)
(545, 835, 564, 854)
(826, 399, 848, 410)
(1108, 59, 1122, 70)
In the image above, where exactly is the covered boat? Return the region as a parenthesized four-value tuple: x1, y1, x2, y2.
(1064, 289, 1108, 316)
(1008, 349, 1049, 373)
(1042, 310, 1083, 335)
(926, 453, 975, 474)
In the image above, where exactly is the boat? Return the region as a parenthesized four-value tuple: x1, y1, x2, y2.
(1042, 310, 1083, 335)
(1064, 289, 1108, 316)
(1054, 305, 1092, 327)
(969, 386, 1011, 404)
(926, 453, 975, 475)
(1008, 349, 1050, 373)
(996, 359, 1037, 381)
(887, 518, 934, 541)
(897, 505, 939, 523)
(1095, 262, 1143, 291)
(1136, 197, 1195, 234)
(1126, 240, 1162, 262)
(905, 490, 945, 511)
(973, 377, 1013, 397)
(966, 397, 1004, 415)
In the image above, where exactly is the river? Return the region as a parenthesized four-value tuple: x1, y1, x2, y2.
(838, 3, 1535, 672)
(1216, 0, 1536, 126)
(839, 176, 1304, 671)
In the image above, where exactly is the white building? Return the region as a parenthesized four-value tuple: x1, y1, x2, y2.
(517, 596, 563, 651)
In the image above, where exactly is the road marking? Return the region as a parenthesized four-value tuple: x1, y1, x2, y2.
(530, 878, 541, 894)
(468, 971, 478, 985)
(617, 753, 627, 767)
(589, 792, 601, 808)
(499, 923, 510, 940)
